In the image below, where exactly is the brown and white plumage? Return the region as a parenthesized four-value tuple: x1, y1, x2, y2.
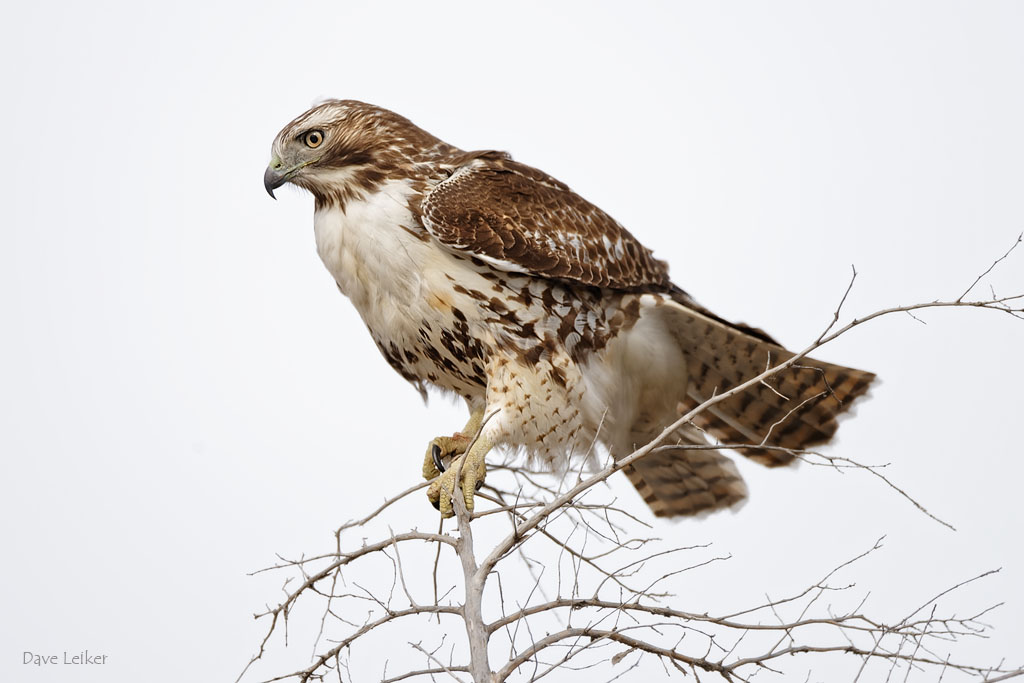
(265, 100, 875, 518)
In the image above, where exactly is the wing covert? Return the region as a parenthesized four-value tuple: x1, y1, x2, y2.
(421, 158, 670, 290)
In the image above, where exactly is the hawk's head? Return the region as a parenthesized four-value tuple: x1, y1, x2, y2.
(263, 100, 451, 208)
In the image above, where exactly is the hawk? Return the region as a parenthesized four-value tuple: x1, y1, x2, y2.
(264, 100, 875, 518)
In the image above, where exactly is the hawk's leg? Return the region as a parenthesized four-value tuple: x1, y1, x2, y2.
(422, 407, 485, 480)
(426, 432, 493, 518)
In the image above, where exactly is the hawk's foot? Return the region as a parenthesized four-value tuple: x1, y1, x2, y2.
(422, 433, 473, 480)
(426, 436, 492, 518)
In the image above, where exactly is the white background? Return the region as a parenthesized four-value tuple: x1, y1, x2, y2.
(2, 2, 1022, 681)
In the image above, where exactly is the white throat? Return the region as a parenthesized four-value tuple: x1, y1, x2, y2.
(312, 178, 428, 325)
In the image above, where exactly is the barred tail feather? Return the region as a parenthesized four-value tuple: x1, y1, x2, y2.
(620, 427, 748, 517)
(665, 303, 876, 466)
(619, 299, 876, 519)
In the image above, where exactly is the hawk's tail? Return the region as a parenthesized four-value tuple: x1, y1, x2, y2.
(622, 426, 749, 517)
(670, 303, 875, 466)
(622, 300, 876, 517)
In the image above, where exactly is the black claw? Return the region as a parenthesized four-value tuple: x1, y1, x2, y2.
(475, 480, 483, 491)
(430, 496, 441, 511)
(431, 444, 445, 473)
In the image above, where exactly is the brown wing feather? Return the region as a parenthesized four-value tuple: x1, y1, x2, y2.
(421, 158, 670, 290)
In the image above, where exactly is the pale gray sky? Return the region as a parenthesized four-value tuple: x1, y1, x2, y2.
(2, 2, 1022, 681)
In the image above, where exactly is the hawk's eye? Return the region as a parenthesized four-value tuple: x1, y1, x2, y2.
(303, 130, 324, 148)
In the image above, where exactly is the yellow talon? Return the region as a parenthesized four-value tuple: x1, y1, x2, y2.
(422, 407, 490, 518)
(422, 434, 471, 480)
(426, 435, 491, 518)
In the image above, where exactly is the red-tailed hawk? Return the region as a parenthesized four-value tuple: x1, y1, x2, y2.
(264, 100, 875, 518)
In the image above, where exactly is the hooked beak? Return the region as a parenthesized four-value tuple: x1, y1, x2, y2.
(264, 165, 287, 199)
(264, 155, 321, 199)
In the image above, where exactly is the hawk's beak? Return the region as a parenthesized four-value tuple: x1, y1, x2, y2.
(264, 165, 286, 199)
